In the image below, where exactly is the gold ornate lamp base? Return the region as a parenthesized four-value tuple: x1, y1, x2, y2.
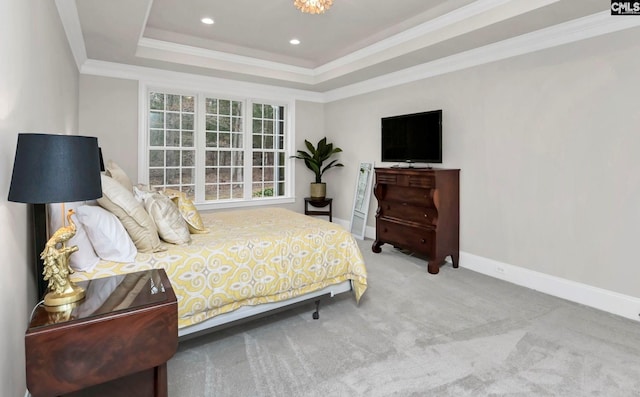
(40, 209, 86, 309)
(44, 283, 85, 308)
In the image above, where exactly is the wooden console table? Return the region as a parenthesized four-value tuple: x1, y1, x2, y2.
(25, 269, 178, 397)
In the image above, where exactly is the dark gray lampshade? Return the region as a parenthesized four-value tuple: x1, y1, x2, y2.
(98, 147, 105, 172)
(8, 133, 103, 204)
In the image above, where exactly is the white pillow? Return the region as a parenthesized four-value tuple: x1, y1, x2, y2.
(143, 193, 191, 245)
(47, 202, 100, 272)
(76, 205, 137, 263)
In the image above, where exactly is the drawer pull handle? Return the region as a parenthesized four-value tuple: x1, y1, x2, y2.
(420, 239, 426, 243)
(402, 202, 407, 206)
(424, 214, 427, 218)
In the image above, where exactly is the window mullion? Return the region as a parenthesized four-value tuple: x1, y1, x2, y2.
(194, 93, 206, 203)
(244, 99, 253, 200)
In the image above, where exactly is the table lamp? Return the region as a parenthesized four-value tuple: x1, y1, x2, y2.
(8, 133, 102, 308)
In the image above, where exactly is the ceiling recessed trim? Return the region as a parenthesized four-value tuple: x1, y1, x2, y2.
(324, 11, 640, 101)
(314, 0, 520, 74)
(78, 11, 640, 105)
(80, 59, 325, 103)
(137, 37, 315, 77)
(136, 0, 563, 86)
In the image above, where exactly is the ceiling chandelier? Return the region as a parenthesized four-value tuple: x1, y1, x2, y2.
(294, 0, 333, 14)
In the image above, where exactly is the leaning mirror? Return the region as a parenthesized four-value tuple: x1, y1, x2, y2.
(349, 162, 374, 240)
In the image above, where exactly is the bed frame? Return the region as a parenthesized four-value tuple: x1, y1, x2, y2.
(178, 280, 352, 339)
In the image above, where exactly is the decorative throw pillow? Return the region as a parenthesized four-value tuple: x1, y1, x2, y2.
(47, 202, 100, 272)
(105, 160, 134, 192)
(76, 205, 137, 263)
(161, 188, 209, 234)
(97, 174, 165, 253)
(133, 184, 155, 203)
(143, 192, 191, 245)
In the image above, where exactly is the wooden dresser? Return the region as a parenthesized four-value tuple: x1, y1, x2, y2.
(372, 167, 460, 274)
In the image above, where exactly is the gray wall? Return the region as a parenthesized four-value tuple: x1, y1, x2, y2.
(293, 100, 326, 210)
(0, 1, 79, 396)
(79, 75, 139, 180)
(325, 27, 640, 298)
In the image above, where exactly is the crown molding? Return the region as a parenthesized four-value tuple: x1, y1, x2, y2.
(137, 37, 315, 78)
(315, 0, 521, 75)
(80, 59, 325, 103)
(324, 11, 640, 102)
(54, 0, 87, 70)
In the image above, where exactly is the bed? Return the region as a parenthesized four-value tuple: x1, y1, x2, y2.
(69, 207, 368, 337)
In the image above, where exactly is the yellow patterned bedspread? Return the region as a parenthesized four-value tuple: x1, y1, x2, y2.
(71, 208, 367, 329)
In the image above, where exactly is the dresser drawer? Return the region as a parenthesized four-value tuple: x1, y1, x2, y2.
(379, 201, 437, 227)
(406, 174, 435, 188)
(377, 220, 434, 256)
(376, 173, 398, 184)
(379, 185, 434, 207)
(376, 172, 435, 188)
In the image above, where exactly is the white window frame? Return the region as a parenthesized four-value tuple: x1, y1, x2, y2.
(138, 82, 296, 210)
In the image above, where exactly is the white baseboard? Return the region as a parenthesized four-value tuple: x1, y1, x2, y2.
(460, 252, 640, 322)
(334, 217, 376, 240)
(336, 217, 639, 322)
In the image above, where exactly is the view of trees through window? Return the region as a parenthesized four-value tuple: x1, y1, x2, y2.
(148, 93, 196, 197)
(204, 97, 244, 200)
(147, 91, 288, 203)
(252, 102, 286, 198)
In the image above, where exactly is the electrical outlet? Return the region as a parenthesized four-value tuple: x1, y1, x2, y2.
(496, 266, 505, 274)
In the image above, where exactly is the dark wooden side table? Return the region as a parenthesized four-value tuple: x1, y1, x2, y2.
(304, 197, 333, 222)
(25, 269, 178, 397)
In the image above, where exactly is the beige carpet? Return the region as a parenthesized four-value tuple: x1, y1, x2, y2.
(168, 239, 640, 396)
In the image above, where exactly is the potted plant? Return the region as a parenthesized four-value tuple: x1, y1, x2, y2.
(292, 137, 344, 199)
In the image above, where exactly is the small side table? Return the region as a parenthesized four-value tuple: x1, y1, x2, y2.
(304, 197, 333, 222)
(25, 269, 178, 397)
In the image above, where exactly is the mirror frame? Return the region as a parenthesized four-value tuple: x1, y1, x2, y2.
(349, 161, 375, 240)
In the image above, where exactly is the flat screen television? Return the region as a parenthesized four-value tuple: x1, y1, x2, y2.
(381, 109, 442, 165)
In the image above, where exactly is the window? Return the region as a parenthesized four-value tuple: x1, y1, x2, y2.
(148, 93, 196, 196)
(146, 90, 291, 207)
(251, 102, 286, 198)
(204, 97, 244, 201)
